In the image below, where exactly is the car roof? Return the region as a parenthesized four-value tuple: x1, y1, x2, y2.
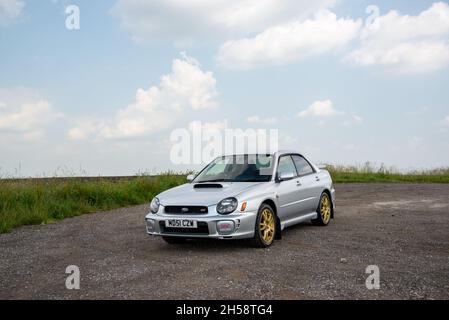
(220, 150, 304, 157)
(274, 150, 303, 157)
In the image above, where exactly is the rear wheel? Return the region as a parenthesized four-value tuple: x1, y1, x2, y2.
(312, 192, 332, 226)
(162, 236, 187, 244)
(251, 204, 276, 248)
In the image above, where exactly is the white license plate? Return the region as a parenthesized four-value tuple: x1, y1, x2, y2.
(165, 219, 197, 228)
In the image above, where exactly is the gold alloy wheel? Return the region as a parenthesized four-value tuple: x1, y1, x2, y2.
(259, 208, 275, 244)
(320, 194, 332, 224)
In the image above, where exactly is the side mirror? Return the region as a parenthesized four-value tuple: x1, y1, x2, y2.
(277, 172, 295, 182)
(186, 174, 195, 183)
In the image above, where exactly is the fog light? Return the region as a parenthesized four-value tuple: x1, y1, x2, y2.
(146, 219, 155, 232)
(217, 221, 235, 235)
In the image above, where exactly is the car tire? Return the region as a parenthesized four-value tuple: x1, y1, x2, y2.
(251, 204, 277, 248)
(162, 236, 187, 244)
(312, 192, 332, 226)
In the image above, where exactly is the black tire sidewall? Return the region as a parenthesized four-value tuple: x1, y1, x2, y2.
(312, 192, 331, 226)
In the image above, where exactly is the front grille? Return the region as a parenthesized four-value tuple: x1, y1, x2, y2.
(159, 221, 209, 235)
(164, 206, 208, 215)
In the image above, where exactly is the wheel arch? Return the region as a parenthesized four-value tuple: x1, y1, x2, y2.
(322, 188, 334, 219)
(260, 198, 282, 240)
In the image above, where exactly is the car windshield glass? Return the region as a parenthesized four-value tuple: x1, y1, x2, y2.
(194, 155, 273, 183)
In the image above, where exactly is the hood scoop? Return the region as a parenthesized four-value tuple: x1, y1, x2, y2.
(193, 183, 223, 189)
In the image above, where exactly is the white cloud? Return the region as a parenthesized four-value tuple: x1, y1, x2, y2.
(0, 0, 24, 26)
(342, 114, 364, 126)
(246, 115, 277, 125)
(441, 115, 449, 127)
(217, 10, 361, 69)
(0, 88, 62, 137)
(347, 2, 449, 74)
(69, 54, 218, 140)
(298, 99, 344, 118)
(111, 0, 336, 44)
(298, 100, 364, 127)
(68, 120, 105, 141)
(0, 100, 54, 131)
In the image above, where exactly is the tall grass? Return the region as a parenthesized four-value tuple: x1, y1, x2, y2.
(0, 174, 186, 234)
(325, 162, 449, 183)
(1, 165, 449, 234)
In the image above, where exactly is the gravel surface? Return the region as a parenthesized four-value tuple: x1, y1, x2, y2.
(1, 183, 448, 300)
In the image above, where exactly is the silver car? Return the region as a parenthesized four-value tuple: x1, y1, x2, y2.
(145, 151, 335, 247)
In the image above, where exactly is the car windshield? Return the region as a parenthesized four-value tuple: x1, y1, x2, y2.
(194, 155, 274, 183)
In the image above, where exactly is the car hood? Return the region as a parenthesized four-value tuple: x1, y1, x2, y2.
(157, 182, 264, 206)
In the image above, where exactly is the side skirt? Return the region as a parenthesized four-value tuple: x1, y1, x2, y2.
(280, 212, 318, 230)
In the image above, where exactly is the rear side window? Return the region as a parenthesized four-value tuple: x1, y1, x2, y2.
(292, 155, 315, 176)
(277, 156, 297, 177)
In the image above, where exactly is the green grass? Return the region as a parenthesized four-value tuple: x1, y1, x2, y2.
(1, 164, 448, 234)
(0, 174, 186, 234)
(325, 163, 449, 183)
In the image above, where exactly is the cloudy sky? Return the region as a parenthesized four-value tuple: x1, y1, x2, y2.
(1, 0, 449, 176)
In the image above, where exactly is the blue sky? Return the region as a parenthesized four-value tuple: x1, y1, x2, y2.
(1, 0, 448, 176)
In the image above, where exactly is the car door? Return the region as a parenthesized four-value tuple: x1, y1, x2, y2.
(276, 155, 302, 221)
(291, 154, 321, 213)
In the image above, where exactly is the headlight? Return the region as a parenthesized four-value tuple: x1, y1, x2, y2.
(217, 197, 238, 215)
(150, 197, 160, 214)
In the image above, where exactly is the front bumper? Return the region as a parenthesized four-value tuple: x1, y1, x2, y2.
(145, 211, 257, 240)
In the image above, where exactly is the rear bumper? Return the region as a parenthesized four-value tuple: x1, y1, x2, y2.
(145, 211, 257, 240)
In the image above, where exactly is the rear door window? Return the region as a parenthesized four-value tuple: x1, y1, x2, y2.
(292, 155, 315, 176)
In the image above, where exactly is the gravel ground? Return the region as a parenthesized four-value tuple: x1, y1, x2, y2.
(1, 183, 448, 300)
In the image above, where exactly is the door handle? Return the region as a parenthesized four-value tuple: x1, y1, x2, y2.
(315, 176, 320, 181)
(296, 180, 302, 186)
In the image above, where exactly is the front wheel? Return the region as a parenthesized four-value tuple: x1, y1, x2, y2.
(312, 192, 332, 226)
(251, 204, 276, 248)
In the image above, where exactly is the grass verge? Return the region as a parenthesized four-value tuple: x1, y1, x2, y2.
(0, 174, 185, 234)
(1, 165, 448, 234)
(326, 164, 449, 183)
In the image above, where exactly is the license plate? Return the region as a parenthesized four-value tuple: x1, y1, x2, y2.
(165, 219, 197, 228)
